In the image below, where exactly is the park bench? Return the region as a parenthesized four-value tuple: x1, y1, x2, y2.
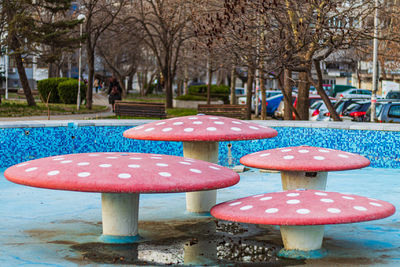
(114, 101, 167, 118)
(197, 104, 248, 119)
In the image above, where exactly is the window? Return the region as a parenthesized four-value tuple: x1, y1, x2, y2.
(388, 105, 400, 118)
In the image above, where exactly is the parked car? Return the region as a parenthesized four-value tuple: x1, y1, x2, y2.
(258, 94, 284, 116)
(238, 90, 282, 111)
(342, 101, 371, 122)
(364, 101, 400, 123)
(333, 98, 364, 118)
(385, 91, 400, 100)
(337, 88, 372, 99)
(229, 87, 246, 103)
(309, 100, 336, 121)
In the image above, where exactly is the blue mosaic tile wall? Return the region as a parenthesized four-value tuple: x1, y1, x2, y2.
(0, 126, 399, 168)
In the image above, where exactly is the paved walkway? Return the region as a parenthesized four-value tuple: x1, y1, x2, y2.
(0, 93, 114, 121)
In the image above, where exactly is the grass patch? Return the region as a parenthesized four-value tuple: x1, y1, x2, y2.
(124, 93, 165, 103)
(0, 100, 107, 117)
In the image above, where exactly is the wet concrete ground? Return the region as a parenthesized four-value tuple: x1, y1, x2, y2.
(1, 167, 399, 266)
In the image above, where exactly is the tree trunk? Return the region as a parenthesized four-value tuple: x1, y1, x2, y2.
(15, 53, 36, 106)
(312, 60, 341, 121)
(260, 70, 267, 120)
(184, 64, 189, 95)
(230, 65, 236, 104)
(206, 58, 212, 105)
(127, 73, 134, 93)
(296, 71, 309, 120)
(165, 69, 173, 108)
(86, 45, 94, 109)
(283, 69, 293, 120)
(48, 63, 58, 78)
(246, 66, 254, 120)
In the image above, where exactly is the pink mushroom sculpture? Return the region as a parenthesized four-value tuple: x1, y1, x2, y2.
(240, 146, 370, 190)
(4, 152, 239, 243)
(123, 115, 277, 213)
(211, 189, 395, 259)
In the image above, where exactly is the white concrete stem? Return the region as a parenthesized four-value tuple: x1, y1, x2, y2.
(183, 141, 218, 213)
(280, 225, 325, 251)
(281, 171, 328, 190)
(101, 193, 139, 237)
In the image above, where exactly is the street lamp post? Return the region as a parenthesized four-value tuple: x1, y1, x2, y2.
(77, 14, 86, 111)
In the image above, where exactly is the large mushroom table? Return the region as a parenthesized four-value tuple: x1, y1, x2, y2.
(123, 115, 277, 213)
(4, 152, 239, 243)
(240, 146, 370, 190)
(211, 189, 395, 259)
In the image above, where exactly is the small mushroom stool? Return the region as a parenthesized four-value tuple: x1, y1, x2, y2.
(123, 115, 277, 213)
(240, 146, 370, 190)
(211, 189, 395, 259)
(4, 152, 239, 243)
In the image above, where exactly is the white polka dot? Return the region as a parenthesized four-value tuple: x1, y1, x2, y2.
(231, 127, 242, 131)
(53, 158, 65, 161)
(118, 173, 131, 179)
(130, 157, 142, 160)
(287, 193, 299, 197)
(296, 209, 311, 214)
(207, 127, 217, 131)
(185, 158, 196, 162)
(281, 149, 292, 152)
(151, 157, 162, 159)
(162, 127, 173, 132)
(283, 155, 294, 160)
(320, 199, 334, 203)
(229, 201, 241, 206)
(314, 156, 325, 160)
(232, 121, 242, 124)
(354, 206, 367, 211)
(370, 202, 382, 207)
(260, 153, 271, 157)
(193, 121, 203, 125)
(88, 154, 100, 157)
(287, 199, 300, 204)
(77, 162, 90, 166)
(179, 161, 191, 165)
(135, 125, 145, 129)
(209, 117, 219, 120)
(183, 127, 195, 133)
(60, 160, 72, 164)
(78, 172, 90, 177)
(240, 205, 253, 210)
(107, 156, 118, 159)
(47, 170, 60, 176)
(315, 192, 328, 196)
(253, 194, 264, 198)
(159, 172, 171, 177)
(214, 121, 224, 125)
(338, 154, 349, 158)
(265, 208, 279, 213)
(209, 166, 220, 170)
(249, 126, 259, 130)
(260, 196, 272, 201)
(318, 149, 329, 153)
(327, 208, 341, 213)
(298, 149, 309, 153)
(173, 122, 183, 125)
(156, 163, 168, 167)
(144, 128, 155, 132)
(25, 167, 38, 172)
(188, 117, 198, 120)
(156, 122, 166, 125)
(17, 163, 29, 167)
(190, 169, 202, 173)
(128, 164, 140, 168)
(99, 164, 112, 168)
(342, 196, 355, 200)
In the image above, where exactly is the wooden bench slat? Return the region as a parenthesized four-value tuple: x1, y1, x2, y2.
(198, 104, 248, 119)
(114, 101, 166, 118)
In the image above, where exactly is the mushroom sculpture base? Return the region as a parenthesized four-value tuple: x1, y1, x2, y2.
(278, 225, 326, 259)
(101, 193, 140, 243)
(281, 171, 327, 191)
(183, 141, 218, 214)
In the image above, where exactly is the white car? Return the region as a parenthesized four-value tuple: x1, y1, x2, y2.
(309, 100, 336, 121)
(337, 89, 372, 99)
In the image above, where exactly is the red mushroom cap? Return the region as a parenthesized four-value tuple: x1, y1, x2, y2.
(123, 115, 277, 142)
(211, 190, 395, 226)
(240, 146, 370, 172)
(4, 153, 239, 193)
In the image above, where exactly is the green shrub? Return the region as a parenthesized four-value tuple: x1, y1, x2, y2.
(188, 84, 230, 103)
(57, 79, 86, 104)
(175, 94, 207, 101)
(37, 77, 69, 103)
